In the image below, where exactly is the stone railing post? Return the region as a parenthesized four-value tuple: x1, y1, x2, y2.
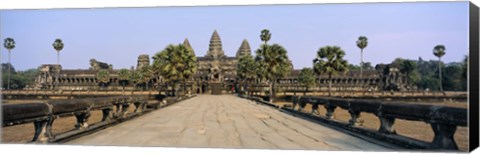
(102, 107, 113, 122)
(348, 110, 363, 126)
(75, 111, 91, 129)
(298, 101, 306, 112)
(292, 96, 299, 110)
(430, 123, 458, 150)
(120, 102, 130, 118)
(324, 102, 337, 119)
(32, 119, 52, 143)
(133, 99, 146, 113)
(114, 102, 122, 118)
(311, 103, 320, 115)
(377, 114, 396, 134)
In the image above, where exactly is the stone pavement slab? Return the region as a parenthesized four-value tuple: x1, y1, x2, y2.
(67, 95, 391, 151)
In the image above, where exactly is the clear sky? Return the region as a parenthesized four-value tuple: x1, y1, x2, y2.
(0, 1, 469, 71)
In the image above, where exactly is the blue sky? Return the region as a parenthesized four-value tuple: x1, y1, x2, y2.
(0, 2, 469, 71)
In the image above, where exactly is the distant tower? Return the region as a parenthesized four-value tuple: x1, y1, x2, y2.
(183, 38, 194, 52)
(236, 39, 251, 57)
(206, 30, 226, 59)
(137, 54, 150, 70)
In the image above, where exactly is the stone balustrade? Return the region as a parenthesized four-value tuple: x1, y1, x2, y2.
(2, 95, 196, 143)
(238, 94, 467, 150)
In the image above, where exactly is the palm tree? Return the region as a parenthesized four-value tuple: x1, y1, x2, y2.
(313, 46, 349, 96)
(3, 37, 15, 90)
(129, 70, 141, 90)
(139, 65, 154, 90)
(236, 54, 256, 95)
(96, 69, 110, 90)
(356, 36, 368, 79)
(255, 44, 291, 103)
(153, 44, 197, 97)
(260, 29, 271, 45)
(52, 39, 64, 90)
(433, 45, 446, 92)
(298, 67, 316, 95)
(52, 39, 64, 65)
(181, 44, 197, 94)
(253, 56, 268, 95)
(117, 69, 131, 92)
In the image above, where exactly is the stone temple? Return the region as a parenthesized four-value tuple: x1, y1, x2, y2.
(32, 30, 407, 94)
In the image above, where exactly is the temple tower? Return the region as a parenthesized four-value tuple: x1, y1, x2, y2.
(183, 38, 193, 52)
(206, 30, 225, 59)
(137, 54, 150, 70)
(236, 39, 251, 57)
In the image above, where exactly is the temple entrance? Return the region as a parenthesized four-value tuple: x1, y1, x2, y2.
(211, 82, 222, 95)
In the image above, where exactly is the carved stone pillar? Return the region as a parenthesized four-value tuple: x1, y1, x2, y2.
(378, 115, 396, 134)
(133, 100, 146, 113)
(102, 107, 113, 122)
(75, 111, 91, 129)
(348, 110, 363, 126)
(32, 118, 53, 143)
(430, 123, 458, 150)
(311, 103, 320, 115)
(120, 103, 130, 118)
(324, 102, 337, 119)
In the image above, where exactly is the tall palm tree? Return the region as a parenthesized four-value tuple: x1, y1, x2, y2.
(260, 29, 271, 45)
(153, 44, 197, 97)
(298, 67, 316, 95)
(433, 45, 446, 92)
(356, 36, 368, 79)
(3, 37, 15, 90)
(129, 70, 141, 90)
(117, 69, 131, 92)
(139, 65, 154, 90)
(181, 44, 197, 93)
(236, 54, 256, 95)
(255, 44, 291, 103)
(313, 46, 349, 96)
(96, 69, 110, 90)
(52, 39, 64, 90)
(52, 39, 64, 65)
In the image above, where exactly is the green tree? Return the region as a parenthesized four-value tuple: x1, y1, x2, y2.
(153, 44, 197, 97)
(443, 63, 465, 91)
(96, 69, 110, 89)
(181, 45, 197, 93)
(260, 29, 271, 44)
(255, 44, 291, 103)
(298, 67, 316, 95)
(3, 37, 16, 89)
(462, 56, 468, 90)
(356, 36, 368, 79)
(53, 39, 64, 65)
(236, 54, 256, 95)
(139, 65, 154, 90)
(1, 64, 38, 89)
(117, 69, 131, 92)
(313, 46, 349, 96)
(433, 45, 446, 92)
(400, 60, 418, 87)
(129, 70, 141, 90)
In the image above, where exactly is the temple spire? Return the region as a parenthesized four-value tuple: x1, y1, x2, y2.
(207, 30, 225, 58)
(183, 38, 193, 52)
(236, 39, 251, 57)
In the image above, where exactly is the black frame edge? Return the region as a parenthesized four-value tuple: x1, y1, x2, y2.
(469, 1, 479, 152)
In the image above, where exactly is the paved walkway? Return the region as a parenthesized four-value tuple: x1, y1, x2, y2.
(67, 95, 390, 151)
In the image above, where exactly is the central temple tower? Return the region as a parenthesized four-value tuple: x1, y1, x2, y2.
(205, 30, 226, 59)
